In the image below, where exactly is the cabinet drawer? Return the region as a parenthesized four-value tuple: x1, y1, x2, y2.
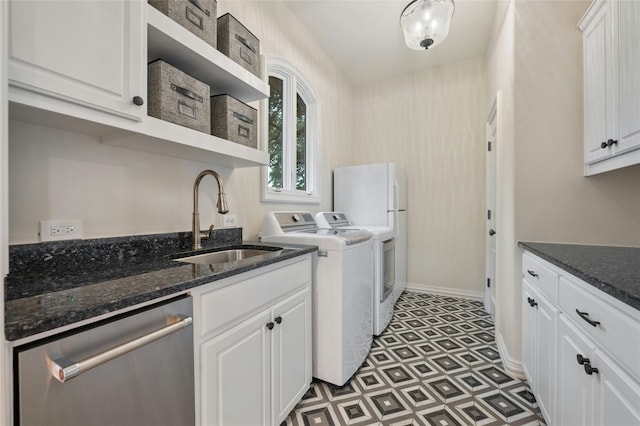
(523, 252, 558, 302)
(199, 256, 311, 338)
(558, 276, 640, 379)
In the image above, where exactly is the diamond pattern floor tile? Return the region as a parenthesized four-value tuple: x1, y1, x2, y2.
(283, 291, 546, 426)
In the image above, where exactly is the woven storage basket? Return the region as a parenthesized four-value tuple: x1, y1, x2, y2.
(217, 13, 260, 77)
(211, 94, 257, 148)
(149, 0, 217, 48)
(148, 59, 211, 133)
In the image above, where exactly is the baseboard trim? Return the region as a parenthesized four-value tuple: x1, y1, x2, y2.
(495, 330, 525, 379)
(405, 283, 484, 301)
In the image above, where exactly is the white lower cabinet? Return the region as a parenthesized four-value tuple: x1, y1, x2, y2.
(194, 256, 312, 426)
(522, 250, 640, 426)
(521, 280, 558, 424)
(557, 315, 640, 426)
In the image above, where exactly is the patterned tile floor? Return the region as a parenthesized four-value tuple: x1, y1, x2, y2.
(283, 291, 546, 426)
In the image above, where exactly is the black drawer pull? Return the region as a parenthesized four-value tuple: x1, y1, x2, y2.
(266, 322, 274, 330)
(274, 316, 282, 324)
(527, 270, 538, 278)
(171, 84, 203, 103)
(235, 34, 256, 53)
(606, 138, 618, 147)
(576, 309, 601, 327)
(526, 297, 537, 308)
(600, 141, 608, 149)
(132, 96, 144, 106)
(576, 354, 590, 365)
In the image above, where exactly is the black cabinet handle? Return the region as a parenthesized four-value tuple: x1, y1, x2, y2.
(527, 270, 539, 278)
(576, 309, 601, 327)
(526, 297, 538, 308)
(576, 354, 590, 365)
(584, 363, 599, 375)
(489, 229, 496, 236)
(607, 139, 618, 147)
(274, 316, 282, 324)
(132, 96, 144, 106)
(601, 141, 608, 149)
(266, 322, 274, 330)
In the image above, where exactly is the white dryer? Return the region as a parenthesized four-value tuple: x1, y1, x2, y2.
(316, 212, 395, 336)
(262, 211, 373, 386)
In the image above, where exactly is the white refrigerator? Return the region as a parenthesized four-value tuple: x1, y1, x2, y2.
(334, 163, 407, 302)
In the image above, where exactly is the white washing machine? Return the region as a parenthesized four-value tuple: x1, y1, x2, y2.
(316, 212, 395, 336)
(262, 211, 373, 386)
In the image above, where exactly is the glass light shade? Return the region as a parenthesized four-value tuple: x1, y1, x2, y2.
(400, 0, 455, 50)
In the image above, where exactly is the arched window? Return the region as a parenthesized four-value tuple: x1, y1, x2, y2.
(262, 56, 319, 203)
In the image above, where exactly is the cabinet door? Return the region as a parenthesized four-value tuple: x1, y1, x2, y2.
(8, 0, 144, 121)
(583, 0, 614, 164)
(201, 310, 271, 426)
(271, 288, 312, 425)
(535, 292, 558, 424)
(521, 281, 538, 386)
(592, 349, 640, 426)
(615, 0, 640, 155)
(557, 315, 595, 426)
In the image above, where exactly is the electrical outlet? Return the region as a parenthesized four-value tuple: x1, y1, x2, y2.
(40, 220, 83, 242)
(222, 214, 237, 227)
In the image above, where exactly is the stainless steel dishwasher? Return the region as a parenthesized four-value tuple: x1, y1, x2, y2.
(14, 295, 194, 426)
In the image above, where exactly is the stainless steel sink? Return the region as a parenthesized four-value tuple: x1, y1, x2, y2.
(174, 247, 282, 265)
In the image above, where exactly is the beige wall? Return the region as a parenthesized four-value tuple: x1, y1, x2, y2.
(486, 0, 640, 374)
(8, 0, 353, 244)
(514, 0, 640, 246)
(351, 58, 487, 297)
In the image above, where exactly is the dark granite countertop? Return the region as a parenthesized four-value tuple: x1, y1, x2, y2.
(519, 242, 640, 311)
(4, 229, 317, 342)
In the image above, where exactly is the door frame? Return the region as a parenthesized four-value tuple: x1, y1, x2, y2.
(485, 93, 500, 317)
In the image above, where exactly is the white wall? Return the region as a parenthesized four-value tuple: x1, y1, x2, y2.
(351, 58, 487, 297)
(8, 0, 354, 244)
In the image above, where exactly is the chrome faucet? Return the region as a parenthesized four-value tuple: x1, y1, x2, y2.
(192, 169, 229, 250)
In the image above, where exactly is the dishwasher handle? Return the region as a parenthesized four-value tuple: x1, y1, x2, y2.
(50, 314, 193, 383)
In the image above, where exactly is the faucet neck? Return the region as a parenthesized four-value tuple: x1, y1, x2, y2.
(192, 169, 229, 250)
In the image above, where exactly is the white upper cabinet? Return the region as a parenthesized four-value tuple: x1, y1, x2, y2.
(580, 0, 640, 175)
(6, 1, 269, 168)
(8, 0, 145, 122)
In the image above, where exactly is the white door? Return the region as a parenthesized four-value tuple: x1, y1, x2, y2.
(200, 310, 272, 426)
(485, 95, 498, 317)
(271, 288, 312, 425)
(8, 0, 145, 121)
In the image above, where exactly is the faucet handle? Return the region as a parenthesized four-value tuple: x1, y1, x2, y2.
(200, 224, 215, 241)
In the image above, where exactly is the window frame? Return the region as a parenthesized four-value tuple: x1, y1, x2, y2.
(261, 56, 320, 204)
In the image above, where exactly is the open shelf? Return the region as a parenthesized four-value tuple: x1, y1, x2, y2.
(147, 5, 269, 103)
(102, 116, 269, 168)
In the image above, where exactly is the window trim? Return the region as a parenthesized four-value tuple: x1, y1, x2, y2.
(261, 56, 320, 204)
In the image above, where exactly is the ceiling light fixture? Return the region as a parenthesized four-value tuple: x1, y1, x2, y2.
(400, 0, 455, 50)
